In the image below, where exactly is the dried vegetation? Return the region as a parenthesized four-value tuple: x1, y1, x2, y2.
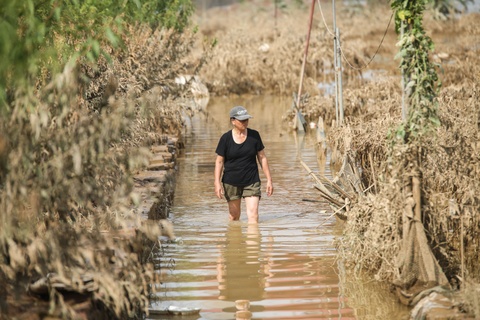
(325, 9, 479, 316)
(0, 25, 206, 318)
(197, 2, 335, 95)
(2, 0, 477, 317)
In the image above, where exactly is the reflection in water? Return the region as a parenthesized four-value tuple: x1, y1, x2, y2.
(217, 223, 266, 302)
(337, 259, 410, 320)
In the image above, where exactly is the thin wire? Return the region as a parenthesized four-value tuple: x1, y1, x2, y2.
(316, 0, 335, 37)
(316, 0, 395, 71)
(338, 12, 394, 71)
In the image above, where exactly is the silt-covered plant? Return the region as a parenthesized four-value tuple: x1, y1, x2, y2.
(0, 0, 196, 318)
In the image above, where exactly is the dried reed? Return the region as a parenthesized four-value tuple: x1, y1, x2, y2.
(0, 24, 204, 318)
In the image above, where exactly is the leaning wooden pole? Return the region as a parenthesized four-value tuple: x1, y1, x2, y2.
(295, 0, 316, 113)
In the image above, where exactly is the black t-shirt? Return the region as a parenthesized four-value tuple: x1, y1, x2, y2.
(215, 128, 265, 186)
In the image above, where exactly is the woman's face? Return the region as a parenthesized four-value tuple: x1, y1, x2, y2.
(232, 118, 249, 130)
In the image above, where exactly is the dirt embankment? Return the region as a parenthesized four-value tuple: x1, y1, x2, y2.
(0, 25, 203, 319)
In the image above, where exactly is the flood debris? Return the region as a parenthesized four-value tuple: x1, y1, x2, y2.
(300, 152, 360, 222)
(410, 286, 465, 320)
(148, 305, 201, 316)
(277, 4, 480, 319)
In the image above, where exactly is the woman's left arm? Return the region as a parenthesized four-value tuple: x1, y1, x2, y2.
(257, 149, 273, 196)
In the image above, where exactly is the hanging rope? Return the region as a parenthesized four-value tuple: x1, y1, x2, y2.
(316, 0, 335, 37)
(316, 0, 394, 71)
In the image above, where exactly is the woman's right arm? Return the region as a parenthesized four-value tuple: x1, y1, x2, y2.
(214, 155, 225, 199)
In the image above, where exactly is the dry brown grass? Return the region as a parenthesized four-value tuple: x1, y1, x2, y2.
(311, 8, 480, 316)
(197, 2, 334, 96)
(197, 1, 400, 99)
(0, 24, 204, 318)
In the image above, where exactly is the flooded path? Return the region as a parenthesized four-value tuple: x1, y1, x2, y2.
(149, 96, 408, 319)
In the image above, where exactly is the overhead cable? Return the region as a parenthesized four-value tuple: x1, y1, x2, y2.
(316, 0, 394, 71)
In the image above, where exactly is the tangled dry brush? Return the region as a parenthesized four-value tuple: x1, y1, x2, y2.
(327, 11, 480, 316)
(0, 25, 205, 318)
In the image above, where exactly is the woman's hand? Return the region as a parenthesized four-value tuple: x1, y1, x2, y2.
(257, 150, 273, 197)
(266, 180, 273, 196)
(215, 182, 224, 199)
(214, 155, 225, 199)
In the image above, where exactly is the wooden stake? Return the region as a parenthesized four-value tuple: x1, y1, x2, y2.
(295, 0, 316, 129)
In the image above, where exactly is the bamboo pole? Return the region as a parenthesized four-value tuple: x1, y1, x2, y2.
(313, 184, 344, 207)
(300, 159, 347, 207)
(274, 0, 278, 30)
(461, 212, 465, 287)
(300, 159, 325, 189)
(412, 172, 421, 221)
(294, 0, 316, 132)
(401, 20, 407, 121)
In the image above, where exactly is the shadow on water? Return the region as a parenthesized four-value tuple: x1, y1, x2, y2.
(148, 95, 409, 319)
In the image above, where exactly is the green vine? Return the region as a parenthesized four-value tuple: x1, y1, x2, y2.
(391, 0, 440, 142)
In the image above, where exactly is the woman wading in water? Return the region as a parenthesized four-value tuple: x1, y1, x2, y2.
(214, 106, 273, 223)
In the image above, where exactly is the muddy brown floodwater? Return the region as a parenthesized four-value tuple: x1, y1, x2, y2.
(148, 96, 410, 320)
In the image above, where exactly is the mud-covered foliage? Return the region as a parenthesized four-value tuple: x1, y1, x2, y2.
(199, 0, 478, 314)
(323, 8, 479, 316)
(197, 2, 348, 96)
(0, 1, 205, 318)
(334, 82, 479, 316)
(197, 0, 399, 119)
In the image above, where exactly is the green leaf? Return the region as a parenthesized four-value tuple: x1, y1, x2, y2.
(398, 10, 407, 20)
(105, 28, 119, 47)
(92, 40, 100, 58)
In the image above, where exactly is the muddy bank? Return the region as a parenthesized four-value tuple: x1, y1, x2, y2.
(0, 114, 190, 320)
(134, 139, 182, 222)
(1, 137, 183, 320)
(0, 23, 204, 318)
